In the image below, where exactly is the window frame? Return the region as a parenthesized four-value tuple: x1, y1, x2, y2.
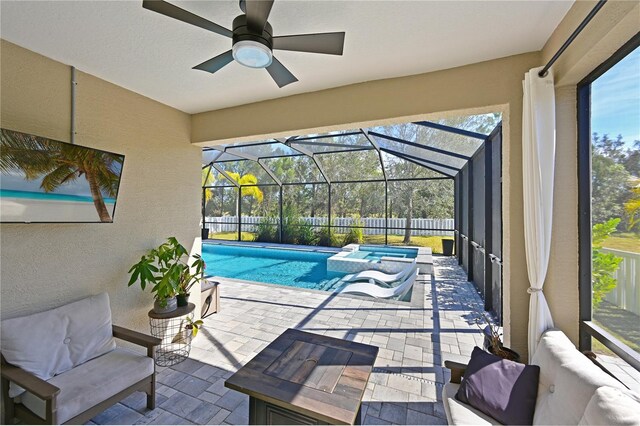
(577, 32, 640, 371)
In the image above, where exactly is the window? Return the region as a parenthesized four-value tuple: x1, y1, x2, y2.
(578, 34, 640, 383)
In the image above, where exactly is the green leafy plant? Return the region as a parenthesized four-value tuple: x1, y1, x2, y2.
(172, 315, 204, 343)
(281, 203, 300, 244)
(623, 186, 640, 233)
(296, 221, 317, 246)
(316, 226, 338, 247)
(592, 218, 623, 308)
(185, 315, 204, 337)
(128, 237, 206, 307)
(255, 216, 279, 243)
(342, 215, 364, 245)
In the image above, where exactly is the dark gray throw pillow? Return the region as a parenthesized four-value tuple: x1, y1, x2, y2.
(456, 346, 540, 425)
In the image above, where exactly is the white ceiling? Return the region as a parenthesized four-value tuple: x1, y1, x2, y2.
(1, 0, 573, 114)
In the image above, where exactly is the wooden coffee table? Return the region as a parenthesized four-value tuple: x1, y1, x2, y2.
(225, 328, 378, 425)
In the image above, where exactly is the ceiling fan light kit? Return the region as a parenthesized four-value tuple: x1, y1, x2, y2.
(142, 0, 345, 88)
(233, 40, 272, 68)
(231, 15, 273, 68)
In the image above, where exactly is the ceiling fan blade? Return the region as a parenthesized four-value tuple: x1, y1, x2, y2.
(266, 57, 298, 88)
(142, 0, 232, 38)
(272, 32, 345, 55)
(245, 0, 274, 33)
(193, 50, 234, 74)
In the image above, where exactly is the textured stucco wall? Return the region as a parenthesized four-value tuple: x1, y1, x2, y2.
(0, 40, 202, 331)
(545, 85, 580, 343)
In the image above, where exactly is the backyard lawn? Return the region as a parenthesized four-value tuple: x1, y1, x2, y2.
(207, 230, 638, 255)
(207, 231, 453, 254)
(603, 233, 640, 253)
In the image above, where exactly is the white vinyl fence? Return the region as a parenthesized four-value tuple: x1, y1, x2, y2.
(602, 248, 640, 316)
(205, 216, 454, 236)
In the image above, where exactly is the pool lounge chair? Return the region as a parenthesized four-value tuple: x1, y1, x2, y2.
(342, 260, 417, 286)
(337, 270, 419, 300)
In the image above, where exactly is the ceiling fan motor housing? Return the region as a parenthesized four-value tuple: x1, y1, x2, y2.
(232, 15, 273, 51)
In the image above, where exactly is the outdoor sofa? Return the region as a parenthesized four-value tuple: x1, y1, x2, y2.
(1, 293, 161, 424)
(443, 328, 640, 425)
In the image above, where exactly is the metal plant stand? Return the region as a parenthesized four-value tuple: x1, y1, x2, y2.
(148, 303, 195, 367)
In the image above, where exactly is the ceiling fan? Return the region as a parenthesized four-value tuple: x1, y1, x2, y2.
(142, 0, 346, 88)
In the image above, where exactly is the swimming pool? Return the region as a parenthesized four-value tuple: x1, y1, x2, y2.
(345, 245, 418, 261)
(202, 243, 345, 291)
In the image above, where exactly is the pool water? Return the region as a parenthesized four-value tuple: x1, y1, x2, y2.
(345, 245, 418, 261)
(202, 243, 345, 291)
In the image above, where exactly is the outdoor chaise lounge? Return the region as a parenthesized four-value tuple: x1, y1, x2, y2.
(342, 260, 417, 286)
(337, 269, 419, 299)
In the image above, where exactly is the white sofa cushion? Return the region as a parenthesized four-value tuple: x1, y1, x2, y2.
(531, 329, 625, 425)
(442, 382, 500, 426)
(579, 386, 640, 426)
(1, 293, 116, 397)
(17, 348, 154, 424)
(443, 329, 637, 426)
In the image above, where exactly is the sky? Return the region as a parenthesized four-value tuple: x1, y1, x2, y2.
(1, 170, 94, 197)
(591, 46, 640, 146)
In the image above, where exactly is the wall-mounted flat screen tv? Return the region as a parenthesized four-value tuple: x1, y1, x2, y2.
(0, 128, 125, 223)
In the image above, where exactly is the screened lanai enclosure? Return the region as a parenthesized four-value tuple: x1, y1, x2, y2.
(201, 113, 503, 316)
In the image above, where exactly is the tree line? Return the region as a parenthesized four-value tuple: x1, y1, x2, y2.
(202, 115, 500, 244)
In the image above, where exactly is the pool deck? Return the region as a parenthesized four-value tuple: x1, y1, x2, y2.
(90, 256, 487, 425)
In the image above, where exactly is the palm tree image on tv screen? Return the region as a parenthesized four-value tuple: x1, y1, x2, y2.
(0, 128, 125, 223)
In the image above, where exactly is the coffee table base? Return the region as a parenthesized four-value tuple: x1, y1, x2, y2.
(249, 397, 362, 425)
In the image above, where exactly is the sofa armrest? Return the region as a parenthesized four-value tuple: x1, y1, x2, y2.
(112, 325, 161, 349)
(0, 364, 60, 400)
(445, 360, 468, 384)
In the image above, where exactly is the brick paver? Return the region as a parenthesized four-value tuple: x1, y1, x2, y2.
(90, 256, 485, 425)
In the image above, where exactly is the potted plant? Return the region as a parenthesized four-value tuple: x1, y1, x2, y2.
(128, 237, 206, 313)
(172, 315, 204, 344)
(476, 313, 521, 362)
(174, 246, 205, 307)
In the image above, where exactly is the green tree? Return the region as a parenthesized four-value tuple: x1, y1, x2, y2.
(593, 133, 626, 163)
(202, 166, 215, 203)
(1, 129, 122, 222)
(591, 154, 630, 224)
(380, 115, 496, 243)
(623, 185, 640, 232)
(592, 218, 623, 308)
(623, 140, 640, 177)
(226, 172, 263, 203)
(222, 171, 262, 216)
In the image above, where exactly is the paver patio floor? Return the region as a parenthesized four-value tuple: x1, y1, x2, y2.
(91, 256, 487, 425)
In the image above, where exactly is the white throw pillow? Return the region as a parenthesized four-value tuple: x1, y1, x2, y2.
(1, 293, 116, 397)
(579, 386, 640, 426)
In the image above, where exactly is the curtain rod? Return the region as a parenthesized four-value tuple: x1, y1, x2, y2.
(538, 0, 608, 77)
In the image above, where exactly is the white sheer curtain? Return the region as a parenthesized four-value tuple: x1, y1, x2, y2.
(522, 66, 556, 361)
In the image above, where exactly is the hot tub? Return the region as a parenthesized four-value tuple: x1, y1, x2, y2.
(344, 245, 418, 261)
(327, 244, 432, 275)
